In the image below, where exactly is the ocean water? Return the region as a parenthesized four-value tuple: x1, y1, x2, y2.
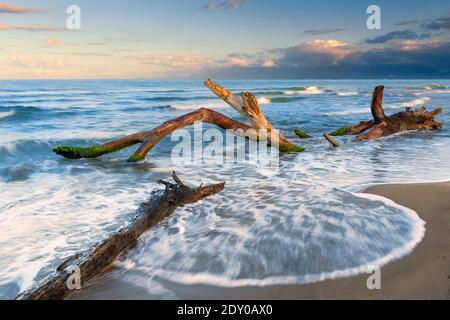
(0, 79, 449, 299)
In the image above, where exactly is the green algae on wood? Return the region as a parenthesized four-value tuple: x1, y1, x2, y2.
(53, 146, 108, 159)
(279, 144, 305, 153)
(294, 129, 311, 139)
(330, 126, 350, 136)
(52, 145, 127, 159)
(330, 85, 442, 142)
(127, 154, 145, 163)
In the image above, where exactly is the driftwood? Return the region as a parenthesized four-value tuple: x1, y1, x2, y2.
(323, 132, 340, 147)
(15, 172, 225, 300)
(204, 79, 304, 152)
(330, 86, 443, 141)
(294, 129, 311, 139)
(53, 80, 304, 162)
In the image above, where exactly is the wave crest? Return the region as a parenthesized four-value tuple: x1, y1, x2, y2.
(385, 97, 430, 110)
(0, 110, 16, 120)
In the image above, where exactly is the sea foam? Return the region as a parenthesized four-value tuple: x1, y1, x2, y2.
(0, 110, 15, 120)
(385, 97, 431, 110)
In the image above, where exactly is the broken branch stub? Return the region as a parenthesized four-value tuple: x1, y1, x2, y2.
(370, 86, 387, 124)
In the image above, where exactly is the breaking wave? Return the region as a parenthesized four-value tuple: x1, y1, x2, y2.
(284, 86, 323, 95)
(420, 84, 447, 90)
(169, 101, 228, 110)
(336, 91, 358, 97)
(385, 97, 431, 110)
(323, 108, 369, 116)
(256, 96, 306, 104)
(0, 110, 15, 120)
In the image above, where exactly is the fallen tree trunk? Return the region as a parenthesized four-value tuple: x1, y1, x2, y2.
(330, 86, 443, 141)
(54, 108, 254, 162)
(127, 107, 256, 162)
(54, 80, 304, 162)
(15, 172, 225, 300)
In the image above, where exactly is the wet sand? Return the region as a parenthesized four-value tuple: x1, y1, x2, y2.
(70, 182, 450, 300)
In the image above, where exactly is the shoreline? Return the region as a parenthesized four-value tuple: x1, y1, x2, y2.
(70, 181, 450, 300)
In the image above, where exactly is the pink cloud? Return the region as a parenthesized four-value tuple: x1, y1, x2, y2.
(10, 55, 66, 70)
(0, 2, 44, 14)
(0, 23, 59, 32)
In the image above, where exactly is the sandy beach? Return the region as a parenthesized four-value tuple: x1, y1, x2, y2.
(70, 181, 450, 300)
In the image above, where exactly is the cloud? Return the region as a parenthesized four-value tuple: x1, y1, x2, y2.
(127, 51, 273, 75)
(63, 52, 110, 57)
(203, 0, 247, 11)
(366, 30, 420, 44)
(422, 16, 450, 30)
(281, 39, 353, 66)
(0, 23, 59, 32)
(10, 55, 66, 70)
(228, 52, 254, 59)
(227, 57, 249, 67)
(396, 18, 428, 26)
(261, 59, 276, 68)
(115, 48, 133, 52)
(0, 2, 44, 14)
(88, 42, 107, 46)
(304, 28, 344, 36)
(128, 54, 221, 70)
(347, 41, 450, 71)
(194, 37, 450, 79)
(47, 38, 62, 46)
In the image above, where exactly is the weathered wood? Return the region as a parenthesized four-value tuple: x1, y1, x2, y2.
(205, 80, 304, 153)
(371, 86, 387, 124)
(15, 172, 225, 300)
(128, 108, 257, 162)
(241, 92, 274, 130)
(53, 131, 149, 159)
(204, 79, 247, 117)
(355, 107, 443, 141)
(54, 108, 255, 162)
(330, 86, 443, 141)
(330, 120, 373, 136)
(323, 132, 341, 147)
(240, 92, 303, 152)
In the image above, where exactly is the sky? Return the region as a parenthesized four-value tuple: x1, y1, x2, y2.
(0, 0, 449, 79)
